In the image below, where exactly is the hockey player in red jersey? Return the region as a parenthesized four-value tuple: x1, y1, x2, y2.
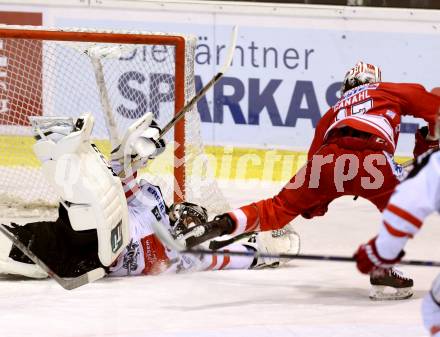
(178, 61, 440, 254)
(355, 149, 440, 333)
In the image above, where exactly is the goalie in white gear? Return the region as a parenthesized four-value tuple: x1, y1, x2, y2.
(0, 112, 300, 280)
(0, 113, 129, 278)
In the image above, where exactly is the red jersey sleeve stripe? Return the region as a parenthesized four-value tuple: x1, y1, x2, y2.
(386, 203, 423, 228)
(383, 221, 413, 238)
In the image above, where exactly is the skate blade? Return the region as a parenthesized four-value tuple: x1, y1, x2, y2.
(369, 285, 413, 301)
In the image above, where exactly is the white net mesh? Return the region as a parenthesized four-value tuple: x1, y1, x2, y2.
(0, 26, 229, 218)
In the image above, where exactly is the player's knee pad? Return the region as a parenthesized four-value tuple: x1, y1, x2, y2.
(31, 114, 129, 266)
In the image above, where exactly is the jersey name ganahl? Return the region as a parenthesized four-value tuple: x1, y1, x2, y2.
(333, 83, 378, 111)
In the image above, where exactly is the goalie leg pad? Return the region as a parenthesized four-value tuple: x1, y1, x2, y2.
(31, 114, 129, 266)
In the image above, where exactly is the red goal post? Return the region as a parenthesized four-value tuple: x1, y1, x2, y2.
(0, 25, 228, 215)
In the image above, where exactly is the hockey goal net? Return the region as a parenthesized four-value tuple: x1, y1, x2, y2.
(0, 25, 229, 217)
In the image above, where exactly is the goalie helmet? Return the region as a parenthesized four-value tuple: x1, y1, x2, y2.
(169, 202, 208, 238)
(341, 61, 382, 94)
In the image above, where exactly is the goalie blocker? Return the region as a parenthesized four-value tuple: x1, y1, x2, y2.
(0, 114, 129, 278)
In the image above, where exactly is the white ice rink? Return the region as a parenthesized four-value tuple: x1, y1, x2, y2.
(1, 182, 439, 337)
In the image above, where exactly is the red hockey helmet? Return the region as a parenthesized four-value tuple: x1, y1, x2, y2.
(341, 61, 382, 94)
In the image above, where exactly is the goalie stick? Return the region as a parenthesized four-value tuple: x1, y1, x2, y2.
(85, 27, 238, 150)
(159, 26, 238, 139)
(150, 221, 440, 268)
(103, 26, 238, 145)
(122, 26, 238, 174)
(0, 224, 105, 290)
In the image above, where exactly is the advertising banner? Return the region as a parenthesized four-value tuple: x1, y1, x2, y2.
(1, 2, 440, 157)
(52, 5, 440, 155)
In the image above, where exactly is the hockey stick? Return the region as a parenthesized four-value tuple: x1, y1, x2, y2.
(159, 26, 238, 139)
(150, 221, 440, 267)
(122, 26, 238, 174)
(0, 224, 105, 290)
(91, 26, 237, 147)
(186, 248, 440, 267)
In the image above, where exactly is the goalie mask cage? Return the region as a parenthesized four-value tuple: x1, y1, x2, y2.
(0, 25, 229, 217)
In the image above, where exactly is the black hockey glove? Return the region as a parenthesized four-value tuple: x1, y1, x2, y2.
(181, 213, 235, 249)
(413, 126, 439, 158)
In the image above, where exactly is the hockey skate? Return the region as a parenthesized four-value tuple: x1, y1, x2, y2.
(243, 225, 301, 269)
(369, 267, 413, 300)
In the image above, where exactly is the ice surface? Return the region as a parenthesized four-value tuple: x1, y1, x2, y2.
(1, 181, 439, 337)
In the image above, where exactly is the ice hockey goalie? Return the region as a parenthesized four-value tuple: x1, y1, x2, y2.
(0, 113, 300, 282)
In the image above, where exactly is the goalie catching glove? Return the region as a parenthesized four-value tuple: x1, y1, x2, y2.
(111, 112, 166, 173)
(132, 120, 165, 160)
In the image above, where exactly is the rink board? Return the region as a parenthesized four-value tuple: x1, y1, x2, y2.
(0, 134, 411, 183)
